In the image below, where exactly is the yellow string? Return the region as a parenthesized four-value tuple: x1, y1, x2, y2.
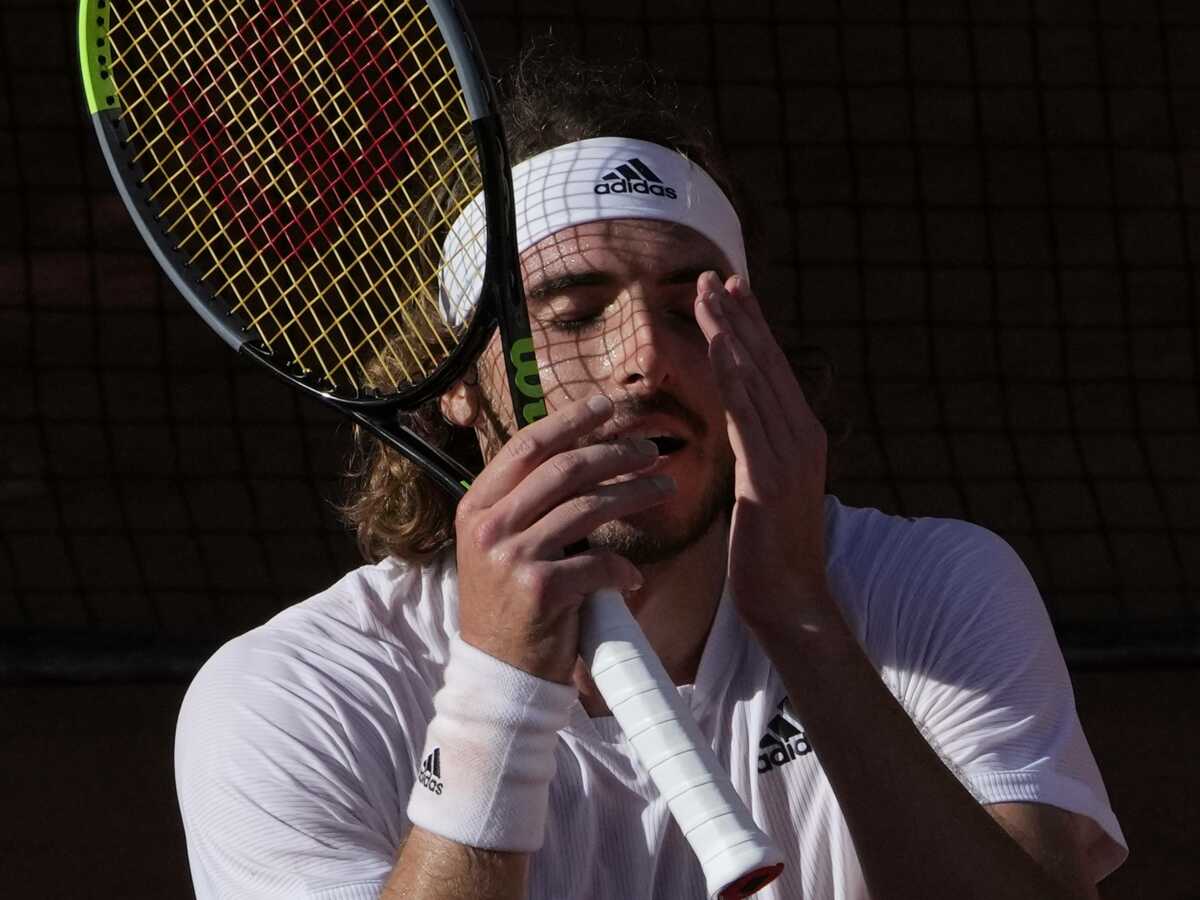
(110, 0, 485, 393)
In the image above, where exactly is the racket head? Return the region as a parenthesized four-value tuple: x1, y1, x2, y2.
(78, 0, 517, 413)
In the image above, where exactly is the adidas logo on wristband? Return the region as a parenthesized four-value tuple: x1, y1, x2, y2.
(594, 158, 679, 199)
(417, 747, 444, 795)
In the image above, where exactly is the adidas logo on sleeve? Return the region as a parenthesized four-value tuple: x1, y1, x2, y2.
(757, 699, 812, 774)
(417, 746, 444, 795)
(594, 158, 678, 199)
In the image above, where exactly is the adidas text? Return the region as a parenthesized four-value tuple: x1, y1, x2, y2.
(418, 747, 444, 795)
(757, 700, 811, 774)
(757, 733, 812, 773)
(594, 179, 677, 199)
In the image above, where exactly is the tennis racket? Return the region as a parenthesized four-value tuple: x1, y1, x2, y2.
(78, 2, 783, 895)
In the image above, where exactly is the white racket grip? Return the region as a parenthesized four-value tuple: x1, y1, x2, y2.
(580, 589, 785, 899)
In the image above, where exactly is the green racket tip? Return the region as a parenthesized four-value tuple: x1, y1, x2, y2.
(78, 0, 116, 114)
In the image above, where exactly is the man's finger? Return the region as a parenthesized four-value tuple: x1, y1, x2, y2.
(524, 474, 676, 555)
(464, 393, 614, 510)
(537, 550, 646, 601)
(697, 289, 788, 459)
(490, 438, 661, 535)
(725, 274, 820, 438)
(706, 329, 776, 471)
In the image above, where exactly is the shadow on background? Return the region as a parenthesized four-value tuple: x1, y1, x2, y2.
(3, 1, 1199, 896)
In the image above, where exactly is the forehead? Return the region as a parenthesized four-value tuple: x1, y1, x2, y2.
(519, 218, 729, 282)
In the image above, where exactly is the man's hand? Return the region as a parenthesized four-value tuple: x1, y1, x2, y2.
(453, 394, 675, 683)
(694, 272, 831, 629)
(696, 273, 1103, 900)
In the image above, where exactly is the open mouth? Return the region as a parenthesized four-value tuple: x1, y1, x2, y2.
(647, 436, 686, 455)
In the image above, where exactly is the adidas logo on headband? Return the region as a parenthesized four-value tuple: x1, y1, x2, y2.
(594, 158, 678, 199)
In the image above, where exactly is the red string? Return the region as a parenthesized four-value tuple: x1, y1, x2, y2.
(166, 0, 414, 263)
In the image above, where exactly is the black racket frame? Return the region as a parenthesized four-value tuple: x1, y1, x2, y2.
(85, 0, 533, 500)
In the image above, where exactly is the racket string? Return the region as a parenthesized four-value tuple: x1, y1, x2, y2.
(110, 0, 490, 394)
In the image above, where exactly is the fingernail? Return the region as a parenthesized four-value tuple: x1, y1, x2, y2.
(632, 437, 658, 456)
(704, 292, 723, 315)
(652, 475, 676, 492)
(587, 394, 612, 415)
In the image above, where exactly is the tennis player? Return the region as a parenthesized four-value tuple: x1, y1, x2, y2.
(176, 54, 1126, 899)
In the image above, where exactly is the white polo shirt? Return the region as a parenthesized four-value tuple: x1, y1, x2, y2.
(176, 497, 1126, 898)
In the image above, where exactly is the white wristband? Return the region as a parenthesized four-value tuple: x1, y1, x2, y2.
(406, 635, 577, 852)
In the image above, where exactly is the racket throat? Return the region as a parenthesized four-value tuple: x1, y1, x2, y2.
(471, 114, 549, 430)
(504, 337, 547, 426)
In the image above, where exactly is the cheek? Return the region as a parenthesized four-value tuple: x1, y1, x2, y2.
(538, 334, 608, 407)
(477, 335, 505, 387)
(475, 338, 520, 431)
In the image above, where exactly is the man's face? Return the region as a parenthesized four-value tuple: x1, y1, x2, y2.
(472, 218, 737, 564)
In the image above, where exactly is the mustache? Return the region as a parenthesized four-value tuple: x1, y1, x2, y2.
(584, 392, 707, 445)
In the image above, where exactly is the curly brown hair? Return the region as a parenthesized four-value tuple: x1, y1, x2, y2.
(341, 46, 847, 563)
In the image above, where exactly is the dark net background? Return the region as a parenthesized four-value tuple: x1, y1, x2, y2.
(2, 0, 1198, 679)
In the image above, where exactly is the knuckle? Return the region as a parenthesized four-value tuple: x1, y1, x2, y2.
(453, 503, 471, 532)
(456, 483, 482, 516)
(550, 451, 585, 483)
(454, 494, 478, 524)
(454, 507, 476, 542)
(561, 408, 587, 433)
(467, 514, 500, 551)
(570, 493, 604, 518)
(506, 433, 541, 463)
(516, 564, 553, 600)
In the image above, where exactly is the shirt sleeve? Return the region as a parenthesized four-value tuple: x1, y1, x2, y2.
(175, 612, 428, 899)
(863, 517, 1128, 882)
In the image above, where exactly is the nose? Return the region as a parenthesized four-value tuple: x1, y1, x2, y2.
(607, 296, 672, 392)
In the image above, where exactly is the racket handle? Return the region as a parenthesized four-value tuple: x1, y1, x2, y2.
(580, 589, 785, 899)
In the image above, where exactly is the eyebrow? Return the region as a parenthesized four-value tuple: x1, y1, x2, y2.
(524, 271, 613, 304)
(524, 262, 724, 304)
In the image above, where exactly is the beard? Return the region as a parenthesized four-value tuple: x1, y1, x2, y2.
(588, 446, 735, 565)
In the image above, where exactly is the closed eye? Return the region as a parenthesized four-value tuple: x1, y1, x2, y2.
(549, 314, 603, 333)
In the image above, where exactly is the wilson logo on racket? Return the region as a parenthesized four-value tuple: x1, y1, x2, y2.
(418, 747, 444, 795)
(594, 158, 679, 199)
(166, 0, 412, 257)
(509, 337, 548, 425)
(757, 699, 811, 774)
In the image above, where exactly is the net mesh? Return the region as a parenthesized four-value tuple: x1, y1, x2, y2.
(1, 0, 1198, 676)
(110, 0, 480, 395)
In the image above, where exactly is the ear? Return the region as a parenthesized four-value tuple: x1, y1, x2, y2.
(438, 367, 480, 428)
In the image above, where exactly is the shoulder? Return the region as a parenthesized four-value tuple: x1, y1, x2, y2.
(824, 494, 1020, 580)
(823, 497, 1051, 676)
(178, 552, 459, 751)
(824, 496, 1031, 617)
(821, 501, 1127, 878)
(175, 553, 460, 895)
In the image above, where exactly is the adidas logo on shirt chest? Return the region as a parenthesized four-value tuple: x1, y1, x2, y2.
(757, 699, 812, 774)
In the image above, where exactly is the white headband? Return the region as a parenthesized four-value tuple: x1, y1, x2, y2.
(438, 136, 747, 325)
